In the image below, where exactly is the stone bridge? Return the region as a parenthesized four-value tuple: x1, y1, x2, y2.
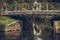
(1, 10, 60, 40)
(0, 2, 60, 40)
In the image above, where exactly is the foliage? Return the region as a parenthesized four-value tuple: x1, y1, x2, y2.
(34, 16, 53, 40)
(48, 4, 56, 10)
(41, 3, 47, 10)
(3, 0, 56, 10)
(0, 16, 15, 26)
(57, 21, 60, 26)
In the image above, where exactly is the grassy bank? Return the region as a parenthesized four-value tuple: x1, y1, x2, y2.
(0, 16, 16, 26)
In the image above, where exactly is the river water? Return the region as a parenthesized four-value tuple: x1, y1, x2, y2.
(0, 30, 22, 40)
(0, 31, 43, 40)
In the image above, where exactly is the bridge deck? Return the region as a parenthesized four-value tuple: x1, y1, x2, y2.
(0, 10, 60, 15)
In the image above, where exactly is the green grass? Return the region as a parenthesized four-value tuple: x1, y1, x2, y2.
(0, 16, 16, 26)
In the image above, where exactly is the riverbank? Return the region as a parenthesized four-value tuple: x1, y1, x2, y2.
(0, 16, 22, 32)
(0, 16, 16, 26)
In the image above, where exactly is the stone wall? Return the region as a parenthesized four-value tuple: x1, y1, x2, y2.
(5, 21, 22, 32)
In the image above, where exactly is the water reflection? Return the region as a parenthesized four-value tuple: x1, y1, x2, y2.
(0, 32, 5, 40)
(0, 24, 23, 40)
(5, 30, 21, 40)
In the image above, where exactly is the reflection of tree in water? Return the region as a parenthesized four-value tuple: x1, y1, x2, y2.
(34, 16, 53, 40)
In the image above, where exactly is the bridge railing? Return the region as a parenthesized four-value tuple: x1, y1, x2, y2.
(0, 3, 60, 12)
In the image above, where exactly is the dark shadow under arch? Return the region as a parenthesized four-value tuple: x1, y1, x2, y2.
(8, 15, 34, 40)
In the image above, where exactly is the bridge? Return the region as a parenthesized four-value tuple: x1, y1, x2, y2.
(0, 2, 60, 40)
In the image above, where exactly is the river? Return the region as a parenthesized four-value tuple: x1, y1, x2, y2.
(0, 30, 22, 40)
(0, 31, 43, 40)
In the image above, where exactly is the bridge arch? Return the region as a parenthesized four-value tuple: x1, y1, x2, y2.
(8, 15, 34, 40)
(2, 15, 60, 40)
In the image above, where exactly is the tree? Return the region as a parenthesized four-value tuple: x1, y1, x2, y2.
(24, 0, 34, 3)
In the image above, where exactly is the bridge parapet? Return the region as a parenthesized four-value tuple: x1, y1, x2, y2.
(0, 2, 60, 15)
(0, 2, 60, 11)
